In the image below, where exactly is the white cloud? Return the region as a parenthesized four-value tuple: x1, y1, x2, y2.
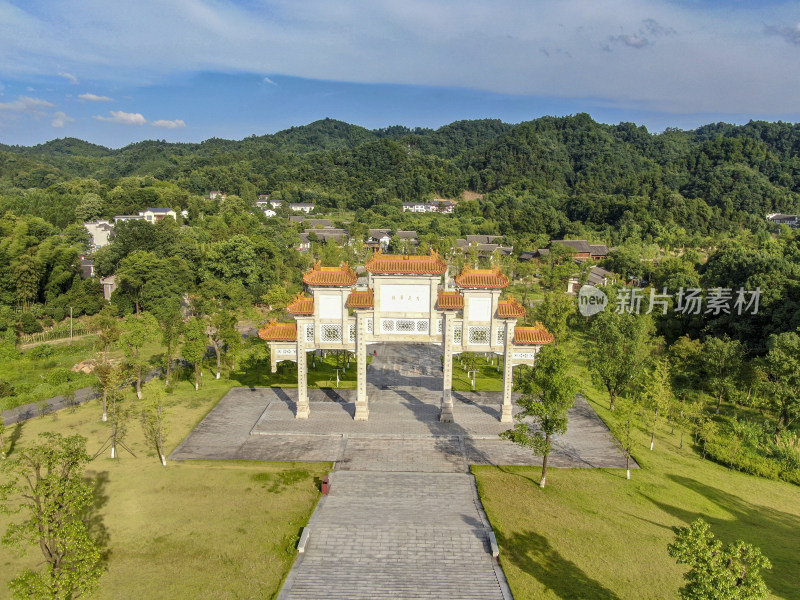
(0, 96, 54, 112)
(1, 1, 800, 115)
(79, 93, 113, 102)
(151, 118, 186, 129)
(51, 111, 75, 128)
(58, 72, 79, 84)
(263, 76, 278, 86)
(94, 110, 147, 125)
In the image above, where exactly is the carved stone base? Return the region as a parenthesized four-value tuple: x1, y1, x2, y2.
(500, 403, 513, 423)
(354, 401, 369, 421)
(296, 402, 310, 419)
(440, 392, 455, 422)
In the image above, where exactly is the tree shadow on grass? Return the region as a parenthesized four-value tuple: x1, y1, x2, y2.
(83, 470, 111, 567)
(643, 474, 800, 599)
(497, 528, 620, 600)
(6, 421, 24, 457)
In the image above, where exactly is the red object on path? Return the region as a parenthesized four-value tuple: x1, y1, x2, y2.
(321, 476, 330, 495)
(373, 350, 377, 356)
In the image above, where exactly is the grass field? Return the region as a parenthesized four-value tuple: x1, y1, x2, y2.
(0, 372, 330, 600)
(474, 330, 800, 600)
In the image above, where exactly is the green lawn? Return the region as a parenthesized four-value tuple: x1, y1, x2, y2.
(0, 339, 98, 411)
(452, 353, 504, 392)
(0, 373, 330, 600)
(474, 331, 800, 600)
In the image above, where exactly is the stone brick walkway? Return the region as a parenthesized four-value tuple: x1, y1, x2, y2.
(170, 343, 633, 599)
(280, 472, 510, 600)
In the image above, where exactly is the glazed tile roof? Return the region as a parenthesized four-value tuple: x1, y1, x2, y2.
(437, 291, 464, 310)
(287, 293, 314, 315)
(303, 261, 358, 287)
(258, 320, 297, 342)
(497, 297, 526, 318)
(514, 323, 555, 345)
(454, 266, 510, 289)
(347, 289, 374, 309)
(365, 251, 448, 275)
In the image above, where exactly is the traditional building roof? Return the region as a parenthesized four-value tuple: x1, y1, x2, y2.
(514, 323, 555, 345)
(303, 261, 358, 287)
(287, 292, 314, 315)
(589, 244, 610, 257)
(258, 320, 297, 342)
(551, 239, 592, 254)
(497, 297, 526, 318)
(437, 291, 464, 310)
(347, 289, 374, 309)
(364, 251, 448, 275)
(454, 266, 510, 289)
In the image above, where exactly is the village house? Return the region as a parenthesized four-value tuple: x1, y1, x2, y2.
(83, 220, 114, 251)
(141, 208, 177, 223)
(767, 213, 799, 228)
(566, 266, 616, 294)
(289, 203, 314, 213)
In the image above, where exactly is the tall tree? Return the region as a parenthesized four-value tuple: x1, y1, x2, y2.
(757, 330, 800, 433)
(0, 433, 103, 600)
(500, 345, 578, 488)
(119, 312, 159, 399)
(140, 380, 169, 467)
(703, 335, 744, 414)
(182, 317, 207, 391)
(642, 359, 673, 451)
(668, 518, 771, 600)
(587, 311, 655, 410)
(532, 291, 574, 342)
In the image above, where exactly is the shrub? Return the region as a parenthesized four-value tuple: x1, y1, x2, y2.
(0, 379, 15, 398)
(17, 312, 42, 334)
(44, 368, 74, 387)
(27, 344, 54, 360)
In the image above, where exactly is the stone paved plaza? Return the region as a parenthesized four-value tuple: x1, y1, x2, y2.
(170, 344, 633, 599)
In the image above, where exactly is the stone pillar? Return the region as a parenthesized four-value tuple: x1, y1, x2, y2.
(296, 323, 310, 419)
(440, 311, 455, 422)
(501, 319, 517, 423)
(354, 312, 369, 421)
(270, 344, 277, 374)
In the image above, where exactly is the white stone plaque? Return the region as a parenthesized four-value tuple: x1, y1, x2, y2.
(468, 297, 492, 321)
(319, 294, 342, 319)
(379, 284, 429, 313)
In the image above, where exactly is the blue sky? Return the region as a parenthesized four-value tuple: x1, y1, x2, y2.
(1, 0, 799, 148)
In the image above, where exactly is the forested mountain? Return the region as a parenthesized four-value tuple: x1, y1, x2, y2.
(1, 115, 798, 238)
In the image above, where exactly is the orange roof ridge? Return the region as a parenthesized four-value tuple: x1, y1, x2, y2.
(347, 289, 375, 309)
(513, 322, 554, 345)
(437, 290, 464, 310)
(303, 261, 358, 286)
(455, 266, 510, 289)
(365, 251, 448, 275)
(258, 319, 298, 342)
(287, 292, 314, 315)
(497, 296, 526, 318)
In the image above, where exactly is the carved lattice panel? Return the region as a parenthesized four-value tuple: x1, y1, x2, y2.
(453, 325, 462, 344)
(436, 319, 443, 334)
(349, 323, 356, 342)
(381, 319, 394, 333)
(396, 319, 415, 332)
(367, 318, 373, 333)
(496, 326, 505, 346)
(321, 324, 342, 342)
(468, 326, 490, 345)
(305, 323, 314, 343)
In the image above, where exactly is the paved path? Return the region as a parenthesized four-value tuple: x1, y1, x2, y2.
(281, 472, 510, 600)
(169, 343, 634, 600)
